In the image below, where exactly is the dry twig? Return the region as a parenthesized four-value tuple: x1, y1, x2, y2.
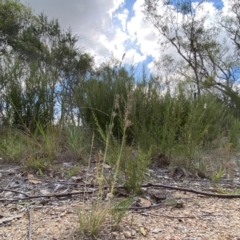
(143, 183, 240, 198)
(27, 206, 32, 240)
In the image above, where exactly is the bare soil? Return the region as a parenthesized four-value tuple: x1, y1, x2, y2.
(1, 152, 240, 240)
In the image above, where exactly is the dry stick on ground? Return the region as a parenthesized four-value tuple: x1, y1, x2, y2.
(0, 188, 30, 197)
(139, 212, 196, 219)
(142, 183, 240, 198)
(27, 206, 32, 240)
(0, 213, 24, 224)
(0, 167, 21, 173)
(129, 203, 163, 210)
(1, 182, 240, 203)
(0, 189, 98, 202)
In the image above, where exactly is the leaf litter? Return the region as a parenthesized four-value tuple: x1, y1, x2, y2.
(0, 155, 240, 240)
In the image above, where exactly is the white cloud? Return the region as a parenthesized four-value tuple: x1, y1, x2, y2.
(127, 0, 159, 58)
(20, 0, 158, 67)
(20, 0, 235, 77)
(116, 9, 129, 31)
(21, 0, 125, 64)
(108, 0, 125, 18)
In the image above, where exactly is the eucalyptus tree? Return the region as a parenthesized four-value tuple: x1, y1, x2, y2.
(143, 0, 240, 98)
(220, 0, 240, 52)
(218, 0, 240, 113)
(220, 0, 240, 89)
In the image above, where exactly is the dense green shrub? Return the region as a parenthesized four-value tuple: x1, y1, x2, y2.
(79, 65, 134, 140)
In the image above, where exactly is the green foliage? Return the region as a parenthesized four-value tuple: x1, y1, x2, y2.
(90, 87, 150, 193)
(0, 0, 240, 192)
(0, 0, 94, 130)
(75, 59, 237, 172)
(130, 79, 166, 150)
(121, 146, 151, 193)
(76, 95, 131, 239)
(125, 80, 232, 170)
(110, 197, 133, 229)
(2, 58, 54, 131)
(64, 125, 87, 156)
(35, 123, 61, 159)
(224, 87, 240, 119)
(172, 94, 229, 168)
(0, 0, 32, 54)
(79, 64, 134, 140)
(25, 156, 50, 174)
(228, 119, 240, 150)
(0, 128, 30, 162)
(66, 165, 79, 178)
(211, 166, 225, 183)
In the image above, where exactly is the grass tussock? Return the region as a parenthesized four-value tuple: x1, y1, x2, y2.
(77, 202, 110, 238)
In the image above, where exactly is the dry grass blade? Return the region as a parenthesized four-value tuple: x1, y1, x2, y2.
(77, 202, 110, 238)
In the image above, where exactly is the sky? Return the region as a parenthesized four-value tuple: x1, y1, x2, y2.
(20, 0, 226, 72)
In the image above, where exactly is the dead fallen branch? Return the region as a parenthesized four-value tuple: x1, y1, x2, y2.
(129, 203, 163, 210)
(1, 181, 240, 203)
(141, 212, 196, 219)
(0, 213, 24, 225)
(0, 189, 97, 202)
(143, 183, 240, 198)
(0, 188, 30, 197)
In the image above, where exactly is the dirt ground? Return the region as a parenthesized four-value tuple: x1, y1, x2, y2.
(1, 155, 240, 240)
